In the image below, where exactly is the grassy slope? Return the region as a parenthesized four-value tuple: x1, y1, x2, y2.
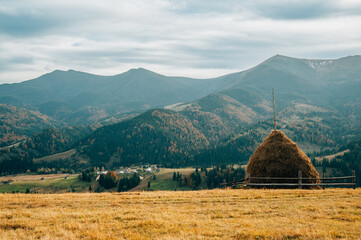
(0, 173, 73, 182)
(0, 189, 360, 239)
(0, 175, 90, 193)
(33, 149, 76, 163)
(315, 149, 351, 162)
(149, 169, 191, 191)
(133, 168, 208, 191)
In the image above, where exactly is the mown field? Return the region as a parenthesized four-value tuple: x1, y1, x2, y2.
(0, 189, 360, 239)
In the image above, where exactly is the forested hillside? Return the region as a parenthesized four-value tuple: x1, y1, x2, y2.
(0, 126, 92, 174)
(0, 104, 64, 147)
(193, 101, 360, 166)
(78, 109, 209, 168)
(76, 88, 274, 168)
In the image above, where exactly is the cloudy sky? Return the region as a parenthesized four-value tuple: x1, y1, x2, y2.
(1, 0, 361, 83)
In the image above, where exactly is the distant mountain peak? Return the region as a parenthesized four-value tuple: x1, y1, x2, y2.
(135, 67, 149, 71)
(121, 67, 164, 78)
(127, 67, 156, 73)
(48, 69, 86, 75)
(273, 54, 286, 58)
(270, 54, 291, 60)
(259, 54, 295, 65)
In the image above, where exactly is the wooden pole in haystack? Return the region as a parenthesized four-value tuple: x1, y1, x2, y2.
(273, 88, 276, 130)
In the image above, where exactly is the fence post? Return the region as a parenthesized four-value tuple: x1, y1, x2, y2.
(298, 170, 302, 189)
(223, 179, 226, 189)
(247, 173, 250, 189)
(352, 170, 356, 190)
(233, 177, 236, 188)
(322, 173, 325, 190)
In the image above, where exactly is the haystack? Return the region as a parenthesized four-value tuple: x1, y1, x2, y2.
(246, 130, 319, 188)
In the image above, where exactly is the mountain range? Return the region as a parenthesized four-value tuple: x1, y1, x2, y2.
(1, 54, 361, 173)
(2, 54, 361, 125)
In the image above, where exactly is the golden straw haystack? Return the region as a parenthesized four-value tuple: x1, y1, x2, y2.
(246, 130, 319, 188)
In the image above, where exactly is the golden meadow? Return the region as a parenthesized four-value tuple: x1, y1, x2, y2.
(1, 189, 361, 239)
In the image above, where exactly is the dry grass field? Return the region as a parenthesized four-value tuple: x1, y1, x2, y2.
(0, 189, 360, 239)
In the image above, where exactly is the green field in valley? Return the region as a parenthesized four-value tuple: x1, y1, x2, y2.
(0, 168, 206, 193)
(0, 176, 91, 193)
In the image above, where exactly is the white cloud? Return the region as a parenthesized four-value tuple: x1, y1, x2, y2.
(0, 0, 360, 83)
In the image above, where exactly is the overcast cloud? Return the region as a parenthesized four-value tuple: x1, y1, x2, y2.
(0, 0, 361, 83)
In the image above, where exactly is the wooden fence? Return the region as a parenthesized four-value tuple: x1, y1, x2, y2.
(220, 170, 356, 189)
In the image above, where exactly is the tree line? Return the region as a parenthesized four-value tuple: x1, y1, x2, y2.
(206, 165, 245, 189)
(97, 171, 141, 191)
(172, 168, 202, 189)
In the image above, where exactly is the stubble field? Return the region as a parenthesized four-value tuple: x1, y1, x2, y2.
(0, 189, 360, 239)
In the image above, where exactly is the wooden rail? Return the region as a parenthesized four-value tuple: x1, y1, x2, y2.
(220, 170, 356, 189)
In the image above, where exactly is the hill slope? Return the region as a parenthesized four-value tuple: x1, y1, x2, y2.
(76, 88, 272, 167)
(193, 102, 359, 166)
(0, 126, 92, 174)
